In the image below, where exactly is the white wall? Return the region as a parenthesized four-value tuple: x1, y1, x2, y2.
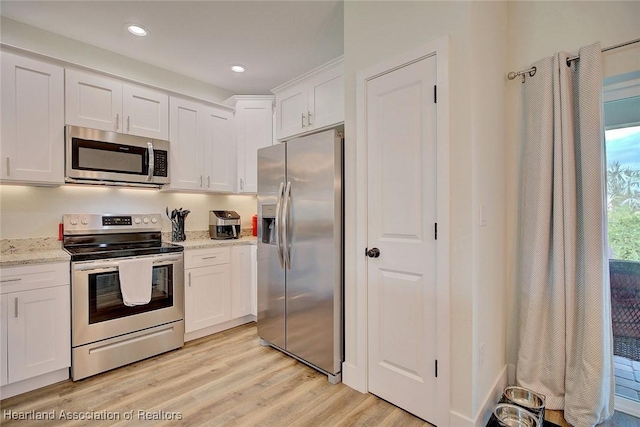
(505, 0, 640, 380)
(0, 17, 233, 103)
(0, 185, 256, 239)
(344, 2, 507, 425)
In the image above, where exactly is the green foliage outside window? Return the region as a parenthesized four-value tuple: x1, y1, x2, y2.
(607, 161, 640, 261)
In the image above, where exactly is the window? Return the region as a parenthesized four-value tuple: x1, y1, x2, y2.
(604, 71, 640, 409)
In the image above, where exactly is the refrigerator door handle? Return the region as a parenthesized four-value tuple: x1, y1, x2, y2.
(282, 181, 292, 270)
(275, 182, 285, 269)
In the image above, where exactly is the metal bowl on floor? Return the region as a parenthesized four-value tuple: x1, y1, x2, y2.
(493, 403, 540, 427)
(503, 386, 545, 411)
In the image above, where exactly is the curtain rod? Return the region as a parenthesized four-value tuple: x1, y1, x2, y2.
(507, 37, 640, 83)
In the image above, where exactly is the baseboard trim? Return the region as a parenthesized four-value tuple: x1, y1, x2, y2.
(450, 410, 475, 427)
(342, 361, 366, 393)
(448, 366, 507, 427)
(184, 315, 255, 342)
(615, 395, 640, 418)
(0, 368, 69, 399)
(475, 365, 508, 427)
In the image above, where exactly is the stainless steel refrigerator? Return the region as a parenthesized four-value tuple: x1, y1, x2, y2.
(257, 128, 343, 383)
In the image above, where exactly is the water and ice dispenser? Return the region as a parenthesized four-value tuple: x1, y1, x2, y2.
(261, 204, 277, 244)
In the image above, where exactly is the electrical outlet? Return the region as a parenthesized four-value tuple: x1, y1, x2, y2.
(479, 343, 486, 367)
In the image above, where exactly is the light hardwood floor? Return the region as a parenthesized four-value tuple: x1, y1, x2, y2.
(1, 323, 429, 426)
(2, 323, 638, 426)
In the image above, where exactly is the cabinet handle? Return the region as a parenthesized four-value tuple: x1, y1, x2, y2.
(116, 114, 120, 130)
(240, 178, 244, 190)
(14, 297, 18, 318)
(208, 176, 211, 188)
(127, 116, 131, 132)
(1, 278, 21, 283)
(188, 272, 191, 287)
(308, 111, 313, 126)
(301, 113, 306, 128)
(200, 175, 203, 187)
(6, 157, 10, 176)
(202, 256, 217, 260)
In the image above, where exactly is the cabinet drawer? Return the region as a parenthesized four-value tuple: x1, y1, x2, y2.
(184, 247, 230, 269)
(0, 262, 70, 294)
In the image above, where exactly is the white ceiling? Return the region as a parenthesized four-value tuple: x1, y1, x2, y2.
(0, 1, 344, 95)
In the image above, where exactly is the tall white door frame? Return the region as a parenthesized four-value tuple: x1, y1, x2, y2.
(346, 36, 450, 427)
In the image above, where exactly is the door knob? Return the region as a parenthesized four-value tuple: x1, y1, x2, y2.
(366, 247, 380, 258)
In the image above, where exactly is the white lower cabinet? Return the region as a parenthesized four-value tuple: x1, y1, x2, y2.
(231, 245, 252, 318)
(0, 262, 71, 396)
(1, 295, 7, 387)
(185, 263, 231, 333)
(184, 245, 257, 340)
(7, 286, 70, 383)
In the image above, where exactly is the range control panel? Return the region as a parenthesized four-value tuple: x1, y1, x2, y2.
(63, 213, 162, 235)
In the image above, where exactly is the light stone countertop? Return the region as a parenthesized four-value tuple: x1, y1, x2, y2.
(0, 234, 257, 267)
(172, 236, 257, 250)
(0, 249, 71, 268)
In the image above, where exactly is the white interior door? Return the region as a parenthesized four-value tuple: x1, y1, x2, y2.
(366, 54, 438, 423)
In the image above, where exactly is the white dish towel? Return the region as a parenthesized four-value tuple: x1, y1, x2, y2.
(118, 257, 153, 307)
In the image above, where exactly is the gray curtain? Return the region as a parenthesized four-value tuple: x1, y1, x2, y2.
(516, 42, 615, 427)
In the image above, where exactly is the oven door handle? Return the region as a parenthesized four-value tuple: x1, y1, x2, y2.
(73, 254, 182, 271)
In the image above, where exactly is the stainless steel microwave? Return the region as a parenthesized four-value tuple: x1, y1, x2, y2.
(65, 125, 170, 187)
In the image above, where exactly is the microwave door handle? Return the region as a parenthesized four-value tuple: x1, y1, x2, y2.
(147, 142, 154, 182)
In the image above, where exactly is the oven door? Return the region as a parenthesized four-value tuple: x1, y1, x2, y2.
(72, 253, 184, 347)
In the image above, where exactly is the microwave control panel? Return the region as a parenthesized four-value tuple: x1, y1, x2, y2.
(154, 150, 168, 177)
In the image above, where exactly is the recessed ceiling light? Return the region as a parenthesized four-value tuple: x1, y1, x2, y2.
(231, 65, 246, 73)
(127, 24, 148, 37)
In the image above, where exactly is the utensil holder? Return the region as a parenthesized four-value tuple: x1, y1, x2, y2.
(172, 218, 186, 242)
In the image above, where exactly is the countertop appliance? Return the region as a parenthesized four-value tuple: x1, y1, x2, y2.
(63, 213, 184, 380)
(65, 125, 170, 187)
(257, 129, 343, 383)
(209, 210, 241, 239)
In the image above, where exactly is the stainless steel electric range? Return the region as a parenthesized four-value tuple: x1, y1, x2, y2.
(63, 213, 184, 381)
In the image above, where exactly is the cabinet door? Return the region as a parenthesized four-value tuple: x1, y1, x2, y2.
(275, 85, 307, 141)
(122, 84, 169, 140)
(7, 286, 70, 383)
(251, 245, 257, 317)
(1, 52, 64, 184)
(231, 246, 252, 319)
(65, 69, 123, 132)
(236, 99, 274, 193)
(308, 66, 344, 131)
(1, 294, 7, 386)
(184, 265, 231, 333)
(203, 105, 235, 192)
(169, 97, 204, 190)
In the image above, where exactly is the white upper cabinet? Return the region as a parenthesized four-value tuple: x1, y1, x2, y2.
(1, 51, 65, 185)
(65, 69, 168, 140)
(226, 96, 275, 193)
(168, 96, 235, 192)
(272, 56, 343, 141)
(203, 104, 236, 193)
(169, 97, 203, 190)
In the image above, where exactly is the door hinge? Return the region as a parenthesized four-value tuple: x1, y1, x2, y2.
(434, 223, 438, 240)
(435, 360, 438, 377)
(434, 85, 437, 103)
